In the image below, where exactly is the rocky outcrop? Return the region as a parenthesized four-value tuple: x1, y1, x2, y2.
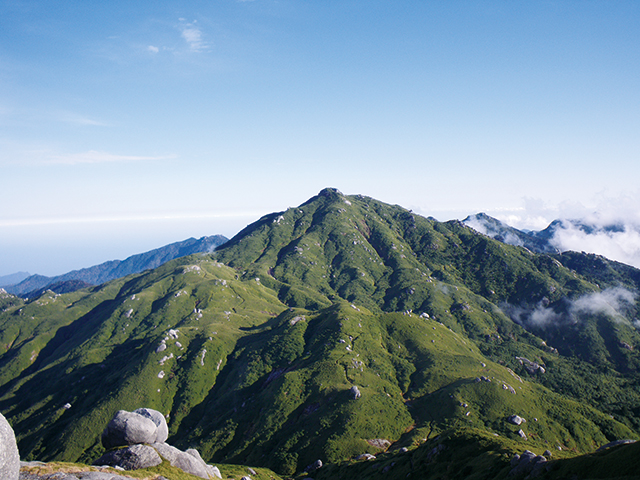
(133, 408, 168, 443)
(507, 414, 525, 426)
(509, 450, 548, 477)
(94, 408, 221, 479)
(355, 453, 376, 461)
(305, 459, 322, 472)
(366, 439, 391, 450)
(350, 386, 361, 399)
(93, 444, 162, 470)
(151, 442, 211, 479)
(0, 413, 20, 480)
(516, 356, 545, 374)
(101, 410, 163, 449)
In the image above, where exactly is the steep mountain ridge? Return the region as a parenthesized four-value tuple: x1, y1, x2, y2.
(2, 189, 640, 477)
(463, 213, 558, 254)
(6, 235, 228, 297)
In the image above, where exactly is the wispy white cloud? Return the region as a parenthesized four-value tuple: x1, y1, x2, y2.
(0, 141, 176, 166)
(57, 111, 108, 126)
(0, 105, 108, 127)
(45, 150, 175, 165)
(502, 287, 637, 330)
(147, 45, 159, 54)
(178, 19, 209, 52)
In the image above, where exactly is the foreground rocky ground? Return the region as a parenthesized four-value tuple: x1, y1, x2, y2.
(4, 410, 281, 480)
(19, 461, 154, 480)
(18, 461, 280, 480)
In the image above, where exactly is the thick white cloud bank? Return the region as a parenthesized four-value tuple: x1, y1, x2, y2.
(549, 220, 640, 269)
(488, 195, 640, 269)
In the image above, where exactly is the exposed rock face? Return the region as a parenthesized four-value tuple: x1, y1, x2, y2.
(94, 443, 213, 479)
(95, 408, 220, 479)
(366, 438, 391, 450)
(509, 450, 547, 477)
(93, 443, 163, 470)
(0, 413, 19, 480)
(350, 385, 361, 399)
(101, 410, 158, 449)
(151, 442, 210, 479)
(507, 414, 525, 425)
(355, 453, 376, 461)
(516, 356, 546, 374)
(305, 459, 322, 472)
(133, 408, 168, 443)
(208, 465, 222, 479)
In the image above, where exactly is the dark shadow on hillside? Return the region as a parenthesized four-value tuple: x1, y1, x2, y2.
(4, 337, 148, 462)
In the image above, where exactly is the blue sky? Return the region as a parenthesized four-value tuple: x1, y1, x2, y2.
(1, 1, 640, 276)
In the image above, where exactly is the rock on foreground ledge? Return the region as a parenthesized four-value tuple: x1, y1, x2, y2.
(95, 408, 221, 479)
(1, 412, 20, 480)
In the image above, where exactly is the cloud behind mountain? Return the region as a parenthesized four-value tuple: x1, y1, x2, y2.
(465, 195, 640, 269)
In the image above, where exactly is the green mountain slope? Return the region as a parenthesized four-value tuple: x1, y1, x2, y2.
(2, 188, 640, 477)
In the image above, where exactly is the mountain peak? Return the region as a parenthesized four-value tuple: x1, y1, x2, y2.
(318, 187, 343, 197)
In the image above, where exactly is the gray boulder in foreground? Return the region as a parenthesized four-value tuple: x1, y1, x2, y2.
(151, 443, 210, 479)
(186, 448, 222, 478)
(208, 465, 223, 479)
(133, 408, 168, 443)
(101, 410, 159, 449)
(93, 444, 162, 470)
(0, 412, 20, 480)
(96, 408, 220, 479)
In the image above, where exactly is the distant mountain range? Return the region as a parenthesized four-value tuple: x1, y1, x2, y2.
(463, 212, 637, 261)
(3, 235, 228, 297)
(0, 271, 30, 288)
(3, 188, 640, 479)
(462, 213, 559, 253)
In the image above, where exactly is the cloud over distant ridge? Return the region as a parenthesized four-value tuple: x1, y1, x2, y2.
(485, 194, 640, 269)
(502, 287, 637, 330)
(549, 219, 640, 269)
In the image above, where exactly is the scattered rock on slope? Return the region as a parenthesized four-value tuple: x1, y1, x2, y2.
(350, 386, 361, 399)
(507, 414, 525, 426)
